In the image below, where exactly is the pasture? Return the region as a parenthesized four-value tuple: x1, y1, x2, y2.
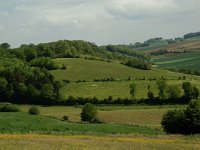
(61, 80, 200, 99)
(51, 58, 193, 82)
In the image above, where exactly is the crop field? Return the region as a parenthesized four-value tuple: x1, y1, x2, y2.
(153, 51, 200, 71)
(51, 58, 193, 82)
(1, 134, 200, 150)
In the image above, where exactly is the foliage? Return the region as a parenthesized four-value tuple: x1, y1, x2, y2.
(167, 85, 181, 99)
(130, 81, 136, 99)
(184, 32, 200, 39)
(81, 103, 98, 123)
(0, 104, 20, 112)
(156, 80, 167, 99)
(30, 57, 59, 70)
(28, 106, 40, 115)
(161, 100, 200, 134)
(161, 109, 186, 134)
(182, 81, 199, 101)
(124, 58, 151, 70)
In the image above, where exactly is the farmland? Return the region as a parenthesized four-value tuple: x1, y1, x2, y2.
(152, 51, 200, 71)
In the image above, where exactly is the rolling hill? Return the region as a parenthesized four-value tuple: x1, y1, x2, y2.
(51, 58, 199, 99)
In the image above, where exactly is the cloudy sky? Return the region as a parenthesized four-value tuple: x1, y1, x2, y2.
(0, 0, 200, 47)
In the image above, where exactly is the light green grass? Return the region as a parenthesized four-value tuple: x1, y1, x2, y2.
(51, 58, 193, 82)
(61, 80, 200, 99)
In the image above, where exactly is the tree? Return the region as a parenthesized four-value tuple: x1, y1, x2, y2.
(157, 80, 167, 99)
(167, 85, 181, 99)
(182, 82, 199, 101)
(193, 86, 199, 99)
(24, 47, 37, 62)
(184, 100, 200, 134)
(161, 100, 200, 134)
(129, 81, 136, 99)
(147, 85, 154, 99)
(81, 103, 98, 122)
(182, 82, 193, 100)
(0, 43, 10, 49)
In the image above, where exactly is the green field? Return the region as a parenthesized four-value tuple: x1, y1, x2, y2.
(61, 80, 200, 99)
(153, 52, 200, 71)
(19, 105, 185, 128)
(51, 58, 193, 82)
(50, 58, 200, 99)
(1, 105, 199, 150)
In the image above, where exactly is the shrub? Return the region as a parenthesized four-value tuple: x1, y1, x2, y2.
(184, 100, 200, 134)
(80, 103, 98, 123)
(62, 115, 69, 121)
(28, 106, 40, 115)
(161, 109, 186, 134)
(161, 100, 200, 134)
(0, 104, 20, 112)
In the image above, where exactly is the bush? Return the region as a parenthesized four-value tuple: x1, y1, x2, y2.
(161, 109, 186, 134)
(28, 106, 40, 115)
(62, 115, 69, 121)
(80, 103, 98, 123)
(0, 104, 20, 112)
(161, 100, 200, 134)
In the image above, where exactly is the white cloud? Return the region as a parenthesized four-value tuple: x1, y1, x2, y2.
(0, 0, 200, 47)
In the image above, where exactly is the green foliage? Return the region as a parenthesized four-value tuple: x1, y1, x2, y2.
(0, 104, 20, 112)
(129, 81, 136, 99)
(167, 85, 181, 99)
(28, 106, 40, 115)
(124, 58, 151, 70)
(182, 81, 199, 101)
(162, 100, 200, 134)
(30, 57, 59, 70)
(161, 109, 186, 134)
(0, 43, 10, 49)
(147, 85, 154, 99)
(81, 103, 98, 122)
(184, 100, 200, 133)
(156, 80, 167, 99)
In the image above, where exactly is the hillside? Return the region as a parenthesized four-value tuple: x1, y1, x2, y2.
(51, 58, 199, 99)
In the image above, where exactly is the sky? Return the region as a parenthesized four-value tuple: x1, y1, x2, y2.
(0, 0, 200, 47)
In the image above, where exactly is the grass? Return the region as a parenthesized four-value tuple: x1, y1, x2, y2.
(0, 112, 161, 135)
(60, 79, 200, 99)
(51, 58, 193, 82)
(19, 105, 186, 128)
(0, 134, 200, 150)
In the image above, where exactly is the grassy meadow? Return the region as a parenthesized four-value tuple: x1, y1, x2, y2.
(51, 58, 194, 82)
(50, 58, 200, 99)
(1, 134, 200, 150)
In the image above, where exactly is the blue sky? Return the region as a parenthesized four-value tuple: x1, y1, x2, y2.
(0, 0, 200, 47)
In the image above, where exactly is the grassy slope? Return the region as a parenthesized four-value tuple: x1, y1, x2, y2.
(51, 58, 192, 82)
(50, 58, 199, 99)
